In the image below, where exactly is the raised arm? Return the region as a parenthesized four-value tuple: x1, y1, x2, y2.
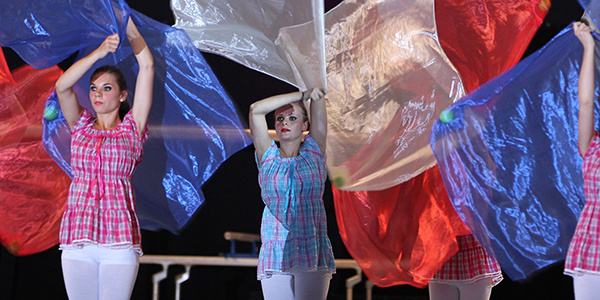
(55, 34, 119, 130)
(305, 88, 327, 154)
(575, 21, 597, 156)
(127, 17, 154, 136)
(249, 91, 306, 161)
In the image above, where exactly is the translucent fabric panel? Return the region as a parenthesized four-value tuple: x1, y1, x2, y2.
(0, 1, 129, 69)
(172, 0, 464, 190)
(436, 0, 551, 93)
(0, 0, 252, 232)
(321, 0, 464, 190)
(333, 167, 471, 288)
(289, 0, 547, 190)
(171, 0, 326, 91)
(431, 26, 588, 280)
(0, 48, 71, 256)
(333, 0, 548, 286)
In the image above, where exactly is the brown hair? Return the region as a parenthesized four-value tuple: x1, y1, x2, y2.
(294, 100, 308, 123)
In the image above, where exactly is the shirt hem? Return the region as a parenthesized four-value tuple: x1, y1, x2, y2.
(429, 272, 503, 287)
(60, 240, 143, 255)
(564, 268, 600, 277)
(257, 266, 336, 280)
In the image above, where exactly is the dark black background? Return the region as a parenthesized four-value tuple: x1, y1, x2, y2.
(0, 0, 586, 299)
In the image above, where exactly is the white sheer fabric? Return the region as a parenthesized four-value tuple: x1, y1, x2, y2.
(172, 0, 465, 190)
(171, 0, 326, 91)
(320, 0, 464, 190)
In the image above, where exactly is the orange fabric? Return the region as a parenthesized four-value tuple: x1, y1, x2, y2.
(0, 48, 70, 256)
(332, 0, 549, 287)
(436, 0, 550, 93)
(333, 167, 470, 288)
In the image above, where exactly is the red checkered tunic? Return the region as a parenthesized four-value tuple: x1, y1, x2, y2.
(565, 134, 600, 276)
(431, 235, 503, 285)
(59, 109, 148, 253)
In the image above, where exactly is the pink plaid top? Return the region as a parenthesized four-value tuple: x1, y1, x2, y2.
(256, 134, 335, 279)
(565, 133, 600, 276)
(59, 109, 148, 254)
(431, 234, 503, 285)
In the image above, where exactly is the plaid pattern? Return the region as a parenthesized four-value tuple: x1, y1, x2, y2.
(431, 235, 503, 285)
(256, 134, 335, 279)
(565, 134, 600, 276)
(59, 109, 148, 253)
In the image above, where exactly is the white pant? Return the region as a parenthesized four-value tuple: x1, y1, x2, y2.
(61, 245, 139, 300)
(573, 273, 600, 300)
(261, 270, 332, 300)
(428, 277, 494, 300)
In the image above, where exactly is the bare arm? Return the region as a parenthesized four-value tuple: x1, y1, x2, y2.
(575, 21, 597, 156)
(127, 17, 154, 136)
(249, 91, 305, 161)
(305, 88, 327, 154)
(55, 34, 119, 130)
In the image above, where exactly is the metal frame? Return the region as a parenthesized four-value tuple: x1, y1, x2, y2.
(139, 255, 364, 300)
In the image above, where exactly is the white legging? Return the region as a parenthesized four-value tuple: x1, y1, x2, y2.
(61, 245, 139, 300)
(261, 270, 332, 300)
(573, 273, 600, 300)
(428, 277, 494, 300)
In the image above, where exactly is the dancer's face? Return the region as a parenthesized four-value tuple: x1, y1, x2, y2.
(89, 72, 127, 115)
(275, 103, 308, 141)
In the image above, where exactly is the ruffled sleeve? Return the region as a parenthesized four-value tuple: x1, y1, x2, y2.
(120, 110, 149, 160)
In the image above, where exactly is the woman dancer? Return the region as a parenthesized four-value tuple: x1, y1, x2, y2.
(55, 16, 153, 300)
(249, 88, 336, 300)
(565, 20, 600, 300)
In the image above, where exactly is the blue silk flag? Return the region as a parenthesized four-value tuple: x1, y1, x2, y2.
(0, 0, 252, 232)
(430, 23, 598, 279)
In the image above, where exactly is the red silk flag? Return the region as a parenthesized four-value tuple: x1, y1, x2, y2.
(333, 168, 470, 287)
(0, 48, 70, 256)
